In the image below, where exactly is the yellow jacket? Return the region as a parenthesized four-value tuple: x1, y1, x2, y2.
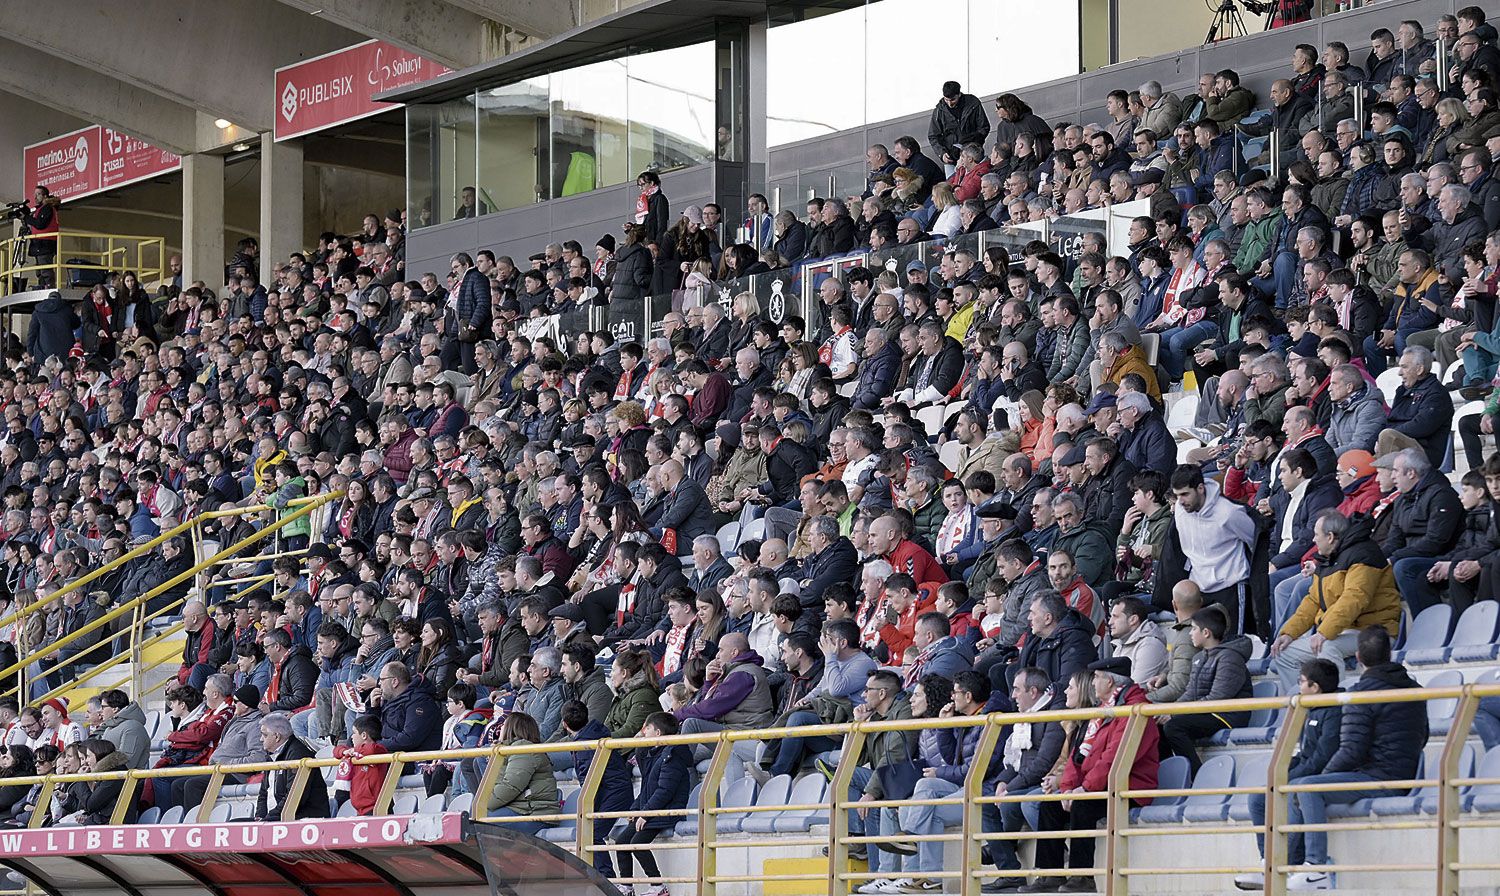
(1282, 524, 1402, 641)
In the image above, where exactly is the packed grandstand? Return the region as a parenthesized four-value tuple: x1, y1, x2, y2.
(4, 4, 1500, 896)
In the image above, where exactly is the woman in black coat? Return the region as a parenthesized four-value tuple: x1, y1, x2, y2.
(0, 746, 35, 818)
(416, 618, 463, 695)
(610, 225, 653, 303)
(79, 284, 121, 358)
(117, 271, 156, 340)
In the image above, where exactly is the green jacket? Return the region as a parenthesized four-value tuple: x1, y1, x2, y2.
(486, 738, 560, 816)
(604, 676, 660, 739)
(1365, 238, 1407, 299)
(860, 695, 916, 799)
(269, 475, 310, 540)
(1233, 210, 1282, 272)
(1147, 621, 1199, 703)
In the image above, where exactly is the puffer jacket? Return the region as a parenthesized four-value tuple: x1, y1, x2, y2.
(1286, 516, 1402, 640)
(1147, 621, 1197, 703)
(1180, 635, 1253, 725)
(1382, 469, 1463, 562)
(1013, 608, 1096, 690)
(1324, 662, 1426, 780)
(486, 738, 561, 816)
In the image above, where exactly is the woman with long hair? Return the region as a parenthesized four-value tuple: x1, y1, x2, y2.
(483, 712, 558, 835)
(326, 477, 373, 543)
(604, 648, 660, 740)
(116, 271, 155, 340)
(416, 618, 462, 694)
(726, 291, 762, 357)
(929, 183, 962, 238)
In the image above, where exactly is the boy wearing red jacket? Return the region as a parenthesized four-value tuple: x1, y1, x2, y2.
(335, 716, 390, 816)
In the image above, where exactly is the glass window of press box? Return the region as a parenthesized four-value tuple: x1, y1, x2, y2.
(407, 0, 1079, 229)
(408, 41, 718, 226)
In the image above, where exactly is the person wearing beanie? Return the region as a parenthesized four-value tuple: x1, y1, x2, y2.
(593, 235, 616, 291)
(179, 683, 270, 815)
(38, 698, 82, 750)
(1336, 449, 1382, 517)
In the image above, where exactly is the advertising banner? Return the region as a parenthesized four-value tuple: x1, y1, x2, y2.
(275, 39, 450, 140)
(99, 128, 181, 192)
(22, 127, 101, 201)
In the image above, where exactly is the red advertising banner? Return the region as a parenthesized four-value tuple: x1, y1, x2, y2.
(100, 127, 182, 192)
(275, 39, 450, 140)
(23, 126, 101, 202)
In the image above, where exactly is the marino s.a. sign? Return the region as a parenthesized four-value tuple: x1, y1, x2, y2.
(23, 126, 180, 203)
(275, 40, 449, 141)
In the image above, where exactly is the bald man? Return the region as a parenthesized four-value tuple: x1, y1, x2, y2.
(673, 632, 776, 757)
(648, 458, 713, 545)
(178, 599, 224, 690)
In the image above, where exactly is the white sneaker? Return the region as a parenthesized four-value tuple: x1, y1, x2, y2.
(856, 881, 899, 895)
(1286, 870, 1331, 890)
(1233, 872, 1265, 890)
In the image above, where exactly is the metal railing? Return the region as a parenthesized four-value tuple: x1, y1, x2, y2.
(0, 491, 341, 704)
(0, 229, 168, 297)
(13, 682, 1500, 895)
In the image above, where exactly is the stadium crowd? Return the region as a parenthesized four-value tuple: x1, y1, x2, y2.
(1, 5, 1500, 894)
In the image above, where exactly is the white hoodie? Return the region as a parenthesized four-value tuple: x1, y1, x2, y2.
(1173, 480, 1256, 592)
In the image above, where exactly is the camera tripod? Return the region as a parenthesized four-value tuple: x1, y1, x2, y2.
(1203, 0, 1252, 43)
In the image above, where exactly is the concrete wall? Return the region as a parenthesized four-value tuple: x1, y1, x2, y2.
(0, 94, 89, 200)
(406, 0, 1461, 273)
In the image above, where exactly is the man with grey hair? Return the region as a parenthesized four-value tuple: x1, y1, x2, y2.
(1385, 344, 1453, 466)
(1384, 445, 1463, 614)
(253, 712, 328, 820)
(800, 515, 858, 612)
(525, 647, 566, 740)
(1431, 182, 1486, 280)
(978, 172, 1005, 220)
(1138, 80, 1182, 135)
(689, 534, 733, 592)
(1325, 363, 1386, 454)
(812, 196, 857, 258)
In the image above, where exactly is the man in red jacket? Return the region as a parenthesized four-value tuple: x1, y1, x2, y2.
(1028, 656, 1160, 890)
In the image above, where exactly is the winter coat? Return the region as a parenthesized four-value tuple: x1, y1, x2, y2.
(1147, 622, 1197, 703)
(1324, 662, 1426, 780)
(1013, 609, 1096, 689)
(1269, 473, 1344, 568)
(604, 675, 660, 740)
(366, 676, 442, 752)
(256, 735, 329, 820)
(1112, 620, 1169, 685)
(573, 719, 633, 812)
(610, 243, 652, 302)
(1326, 385, 1386, 455)
(98, 702, 151, 770)
(1060, 683, 1160, 804)
(25, 294, 79, 362)
(1382, 469, 1464, 562)
(267, 645, 319, 713)
(1285, 515, 1401, 640)
(928, 93, 991, 162)
(487, 738, 560, 817)
(632, 742, 693, 831)
(1288, 700, 1344, 779)
(1180, 635, 1253, 725)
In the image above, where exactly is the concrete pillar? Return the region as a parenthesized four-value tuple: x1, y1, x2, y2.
(182, 152, 224, 288)
(260, 134, 304, 276)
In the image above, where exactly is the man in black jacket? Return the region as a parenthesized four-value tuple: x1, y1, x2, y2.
(1282, 627, 1425, 888)
(448, 253, 491, 374)
(982, 666, 1066, 891)
(364, 661, 442, 752)
(1236, 657, 1342, 890)
(261, 629, 318, 716)
(1384, 446, 1464, 615)
(929, 81, 991, 171)
(253, 712, 329, 820)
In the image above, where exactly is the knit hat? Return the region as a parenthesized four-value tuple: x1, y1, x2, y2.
(1338, 449, 1375, 479)
(233, 685, 261, 709)
(596, 234, 616, 253)
(42, 698, 67, 719)
(716, 421, 741, 452)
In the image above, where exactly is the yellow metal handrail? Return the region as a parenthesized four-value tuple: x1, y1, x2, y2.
(3, 492, 341, 703)
(13, 682, 1499, 896)
(0, 229, 167, 297)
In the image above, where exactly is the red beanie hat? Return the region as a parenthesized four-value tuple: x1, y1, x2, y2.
(42, 698, 68, 719)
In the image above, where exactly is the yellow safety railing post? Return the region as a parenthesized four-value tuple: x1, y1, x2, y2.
(196, 768, 228, 823)
(575, 738, 609, 867)
(110, 771, 141, 825)
(281, 761, 314, 822)
(473, 743, 504, 821)
(1265, 698, 1308, 896)
(26, 780, 55, 829)
(129, 600, 144, 698)
(698, 733, 732, 896)
(961, 718, 1004, 896)
(1104, 711, 1148, 896)
(828, 725, 868, 896)
(372, 756, 405, 815)
(1439, 689, 1478, 896)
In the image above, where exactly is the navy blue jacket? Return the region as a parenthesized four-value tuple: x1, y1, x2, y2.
(574, 719, 634, 812)
(1325, 663, 1426, 781)
(853, 341, 902, 410)
(1288, 699, 1343, 779)
(365, 676, 442, 752)
(632, 742, 694, 831)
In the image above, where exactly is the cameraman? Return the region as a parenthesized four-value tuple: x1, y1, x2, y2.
(20, 185, 59, 288)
